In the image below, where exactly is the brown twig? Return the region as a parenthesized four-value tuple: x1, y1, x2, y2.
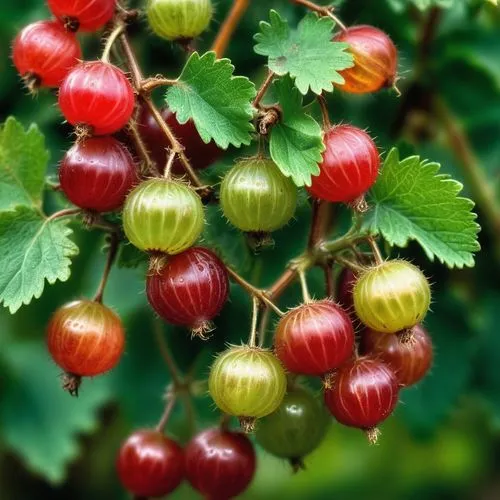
(140, 77, 178, 93)
(253, 70, 275, 109)
(212, 0, 251, 58)
(93, 232, 120, 303)
(317, 94, 332, 129)
(155, 393, 177, 433)
(291, 0, 347, 31)
(47, 208, 81, 222)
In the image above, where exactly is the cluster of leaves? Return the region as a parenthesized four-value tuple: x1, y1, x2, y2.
(0, 0, 498, 496)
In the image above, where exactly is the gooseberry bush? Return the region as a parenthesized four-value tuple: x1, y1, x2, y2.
(2, 0, 487, 497)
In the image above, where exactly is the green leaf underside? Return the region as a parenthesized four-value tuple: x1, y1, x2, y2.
(0, 340, 112, 483)
(364, 148, 480, 268)
(0, 206, 79, 313)
(0, 117, 50, 212)
(269, 76, 323, 186)
(253, 10, 354, 95)
(165, 51, 257, 149)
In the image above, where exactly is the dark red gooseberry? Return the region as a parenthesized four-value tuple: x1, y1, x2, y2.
(361, 325, 433, 387)
(185, 427, 256, 499)
(335, 25, 398, 94)
(59, 136, 138, 212)
(146, 247, 229, 335)
(135, 104, 221, 173)
(47, 0, 117, 32)
(58, 61, 135, 135)
(274, 300, 355, 376)
(116, 429, 184, 497)
(12, 20, 81, 89)
(307, 125, 380, 203)
(324, 357, 399, 436)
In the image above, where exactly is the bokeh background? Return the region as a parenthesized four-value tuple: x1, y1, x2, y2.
(1, 0, 500, 499)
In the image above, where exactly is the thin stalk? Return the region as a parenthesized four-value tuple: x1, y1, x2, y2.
(101, 23, 125, 63)
(322, 262, 334, 297)
(93, 232, 119, 303)
(248, 297, 260, 347)
(253, 70, 275, 109)
(164, 150, 176, 179)
(292, 0, 347, 31)
(258, 305, 272, 347)
(155, 395, 177, 433)
(317, 94, 332, 129)
(47, 208, 81, 222)
(212, 0, 251, 58)
(141, 77, 178, 93)
(367, 236, 384, 265)
(152, 318, 182, 387)
(334, 255, 366, 273)
(298, 269, 312, 303)
(126, 119, 159, 176)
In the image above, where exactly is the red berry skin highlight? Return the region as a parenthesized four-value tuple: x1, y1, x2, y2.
(146, 247, 229, 330)
(12, 20, 81, 88)
(324, 357, 399, 429)
(274, 300, 355, 376)
(47, 0, 117, 32)
(335, 25, 398, 94)
(47, 300, 125, 377)
(136, 105, 221, 173)
(58, 61, 135, 135)
(362, 325, 433, 387)
(185, 428, 256, 499)
(59, 136, 138, 212)
(117, 430, 184, 498)
(307, 125, 380, 203)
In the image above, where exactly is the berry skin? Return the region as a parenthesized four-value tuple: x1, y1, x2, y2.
(12, 20, 81, 89)
(58, 61, 135, 135)
(122, 178, 205, 255)
(136, 105, 221, 174)
(59, 136, 137, 212)
(147, 0, 213, 41)
(274, 300, 355, 376)
(256, 387, 329, 468)
(47, 0, 117, 32)
(220, 158, 298, 233)
(362, 324, 433, 387)
(47, 300, 124, 377)
(146, 247, 229, 335)
(335, 25, 398, 94)
(353, 260, 431, 334)
(337, 268, 357, 313)
(185, 428, 256, 499)
(324, 357, 399, 435)
(208, 346, 287, 431)
(117, 429, 184, 497)
(307, 125, 380, 203)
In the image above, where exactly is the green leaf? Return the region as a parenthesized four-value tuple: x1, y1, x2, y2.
(387, 0, 454, 11)
(0, 117, 50, 212)
(269, 76, 324, 186)
(364, 148, 480, 268)
(0, 206, 79, 313)
(253, 10, 353, 95)
(165, 51, 256, 149)
(0, 339, 112, 483)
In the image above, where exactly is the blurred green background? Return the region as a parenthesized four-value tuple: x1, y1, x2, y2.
(1, 0, 500, 499)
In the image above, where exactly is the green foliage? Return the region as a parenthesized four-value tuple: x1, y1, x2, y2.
(364, 148, 480, 268)
(269, 76, 324, 186)
(165, 51, 257, 148)
(254, 10, 353, 95)
(0, 339, 112, 483)
(0, 117, 49, 211)
(0, 206, 78, 313)
(387, 0, 455, 11)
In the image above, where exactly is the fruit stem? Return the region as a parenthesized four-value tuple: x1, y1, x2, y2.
(367, 236, 384, 265)
(253, 70, 275, 109)
(93, 231, 120, 303)
(291, 0, 348, 32)
(101, 23, 125, 64)
(211, 0, 251, 58)
(257, 305, 272, 347)
(164, 150, 176, 179)
(46, 208, 81, 222)
(152, 317, 183, 388)
(308, 199, 334, 249)
(226, 267, 284, 316)
(334, 255, 365, 274)
(322, 261, 335, 297)
(126, 118, 160, 176)
(155, 393, 177, 433)
(317, 94, 332, 130)
(248, 296, 260, 347)
(298, 269, 312, 303)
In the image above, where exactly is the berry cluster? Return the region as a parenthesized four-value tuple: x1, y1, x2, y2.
(12, 1, 435, 498)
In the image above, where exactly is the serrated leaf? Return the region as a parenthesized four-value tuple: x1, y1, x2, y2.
(254, 10, 353, 95)
(0, 117, 50, 211)
(0, 206, 79, 313)
(364, 148, 480, 268)
(165, 51, 256, 149)
(0, 340, 112, 483)
(269, 76, 323, 186)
